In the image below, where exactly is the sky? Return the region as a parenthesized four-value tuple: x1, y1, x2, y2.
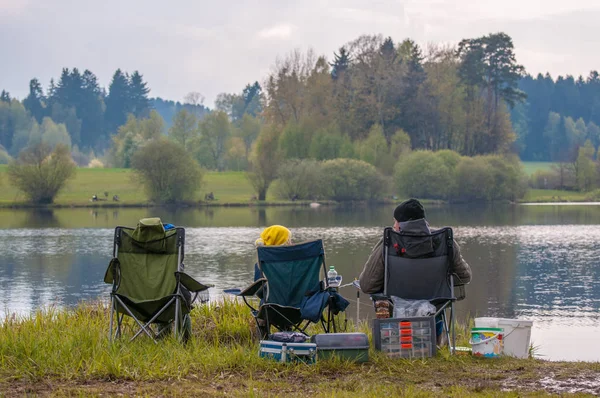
(1, 0, 599, 107)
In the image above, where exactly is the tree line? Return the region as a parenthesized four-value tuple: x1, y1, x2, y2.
(513, 72, 600, 161)
(0, 69, 208, 158)
(5, 31, 600, 203)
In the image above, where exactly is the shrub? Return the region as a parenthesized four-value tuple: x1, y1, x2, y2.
(357, 124, 394, 174)
(530, 169, 561, 189)
(585, 189, 600, 201)
(279, 121, 310, 160)
(273, 159, 323, 200)
(320, 158, 385, 201)
(576, 141, 597, 192)
(452, 156, 493, 202)
(131, 139, 203, 203)
(394, 151, 453, 199)
(8, 143, 76, 204)
(486, 155, 528, 201)
(40, 117, 71, 150)
(435, 149, 461, 170)
(247, 125, 282, 201)
(308, 126, 354, 161)
(550, 162, 577, 190)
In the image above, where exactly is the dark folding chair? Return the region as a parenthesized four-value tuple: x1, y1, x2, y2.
(382, 226, 457, 353)
(237, 240, 348, 339)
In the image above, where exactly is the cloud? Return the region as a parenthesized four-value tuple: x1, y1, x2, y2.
(257, 24, 295, 40)
(2, 0, 600, 105)
(0, 0, 29, 16)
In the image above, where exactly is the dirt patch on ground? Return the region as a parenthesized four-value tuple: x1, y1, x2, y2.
(527, 371, 600, 396)
(2, 362, 600, 397)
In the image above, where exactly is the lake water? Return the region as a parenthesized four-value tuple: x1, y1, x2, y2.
(1, 204, 599, 362)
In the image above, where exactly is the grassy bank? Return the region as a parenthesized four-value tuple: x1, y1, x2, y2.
(1, 164, 598, 208)
(521, 189, 590, 203)
(1, 300, 599, 397)
(0, 166, 265, 207)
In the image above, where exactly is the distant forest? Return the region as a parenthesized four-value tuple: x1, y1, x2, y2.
(0, 69, 208, 157)
(1, 31, 599, 169)
(513, 73, 600, 161)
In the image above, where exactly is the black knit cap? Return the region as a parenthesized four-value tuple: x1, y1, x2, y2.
(393, 198, 425, 222)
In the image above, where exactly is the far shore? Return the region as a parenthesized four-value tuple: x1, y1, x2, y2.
(1, 166, 596, 209)
(1, 197, 599, 210)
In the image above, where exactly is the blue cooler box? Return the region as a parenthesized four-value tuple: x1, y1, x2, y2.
(259, 340, 317, 363)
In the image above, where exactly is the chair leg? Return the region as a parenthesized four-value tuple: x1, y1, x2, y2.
(255, 317, 269, 339)
(116, 313, 124, 339)
(108, 298, 125, 341)
(320, 315, 328, 334)
(109, 296, 115, 341)
(446, 311, 451, 351)
(267, 307, 310, 337)
(450, 302, 455, 355)
(321, 295, 335, 333)
(174, 296, 180, 340)
(264, 310, 271, 339)
(439, 305, 454, 355)
(330, 306, 336, 333)
(127, 297, 176, 342)
(113, 297, 156, 342)
(181, 314, 192, 343)
(322, 304, 346, 334)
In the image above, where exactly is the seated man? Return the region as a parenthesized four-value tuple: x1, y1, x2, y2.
(358, 198, 472, 344)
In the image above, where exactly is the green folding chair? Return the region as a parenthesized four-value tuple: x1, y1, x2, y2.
(104, 218, 212, 342)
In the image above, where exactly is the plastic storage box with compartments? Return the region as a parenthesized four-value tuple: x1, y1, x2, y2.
(373, 316, 437, 358)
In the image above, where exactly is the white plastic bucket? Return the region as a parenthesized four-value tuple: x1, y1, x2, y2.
(470, 328, 503, 358)
(475, 317, 533, 359)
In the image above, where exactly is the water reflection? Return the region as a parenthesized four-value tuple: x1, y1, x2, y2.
(3, 203, 600, 230)
(1, 204, 600, 361)
(22, 209, 60, 229)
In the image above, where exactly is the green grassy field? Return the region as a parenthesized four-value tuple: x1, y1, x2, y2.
(0, 166, 262, 206)
(1, 299, 598, 397)
(522, 189, 590, 203)
(520, 161, 555, 176)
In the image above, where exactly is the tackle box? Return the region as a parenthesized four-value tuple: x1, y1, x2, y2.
(373, 316, 436, 358)
(310, 333, 369, 363)
(259, 340, 317, 363)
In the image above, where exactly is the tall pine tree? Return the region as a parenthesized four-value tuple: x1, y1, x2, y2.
(23, 79, 46, 123)
(0, 90, 11, 102)
(241, 82, 263, 117)
(129, 71, 150, 118)
(105, 69, 131, 134)
(78, 70, 105, 148)
(330, 47, 351, 80)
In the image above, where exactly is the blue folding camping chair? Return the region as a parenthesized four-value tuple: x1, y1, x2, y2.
(235, 239, 349, 339)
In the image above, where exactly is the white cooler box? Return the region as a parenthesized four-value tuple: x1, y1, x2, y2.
(474, 317, 533, 359)
(259, 340, 317, 363)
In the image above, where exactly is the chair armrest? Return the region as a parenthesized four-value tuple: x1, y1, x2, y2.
(238, 278, 267, 297)
(451, 272, 470, 286)
(175, 271, 213, 292)
(104, 257, 119, 284)
(370, 293, 390, 301)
